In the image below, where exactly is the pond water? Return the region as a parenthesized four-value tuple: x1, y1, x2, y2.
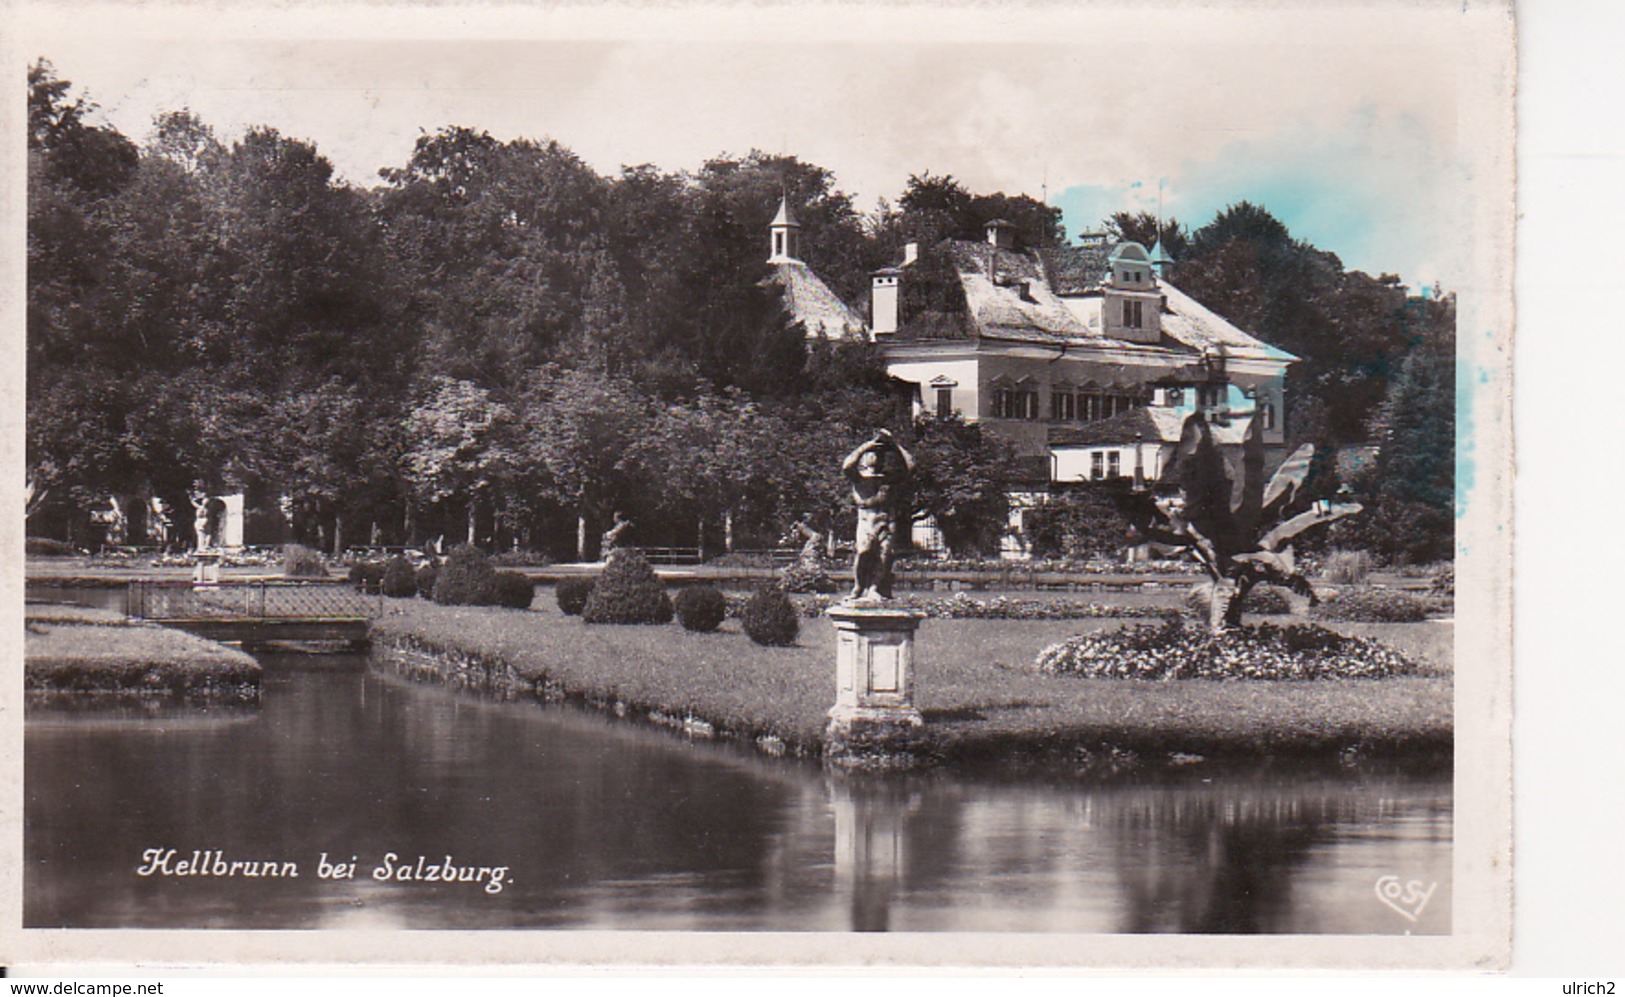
(25, 649, 1452, 934)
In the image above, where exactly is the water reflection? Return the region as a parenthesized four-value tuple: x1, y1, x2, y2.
(26, 656, 1450, 933)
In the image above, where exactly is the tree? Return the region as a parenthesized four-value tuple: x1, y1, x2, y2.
(895, 172, 1063, 250)
(903, 414, 1016, 557)
(1106, 211, 1190, 260)
(513, 366, 654, 560)
(1332, 294, 1456, 564)
(403, 377, 515, 548)
(647, 391, 781, 558)
(378, 127, 609, 388)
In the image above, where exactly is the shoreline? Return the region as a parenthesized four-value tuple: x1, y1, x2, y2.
(371, 599, 1453, 771)
(24, 605, 262, 705)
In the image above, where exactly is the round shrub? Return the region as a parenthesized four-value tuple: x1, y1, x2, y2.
(414, 563, 439, 599)
(432, 545, 498, 606)
(1186, 583, 1292, 618)
(1309, 587, 1428, 623)
(381, 556, 418, 598)
(348, 560, 386, 594)
(1036, 620, 1418, 680)
(483, 570, 536, 609)
(582, 549, 673, 625)
(555, 576, 596, 616)
(674, 585, 727, 632)
(742, 584, 799, 646)
(282, 544, 328, 578)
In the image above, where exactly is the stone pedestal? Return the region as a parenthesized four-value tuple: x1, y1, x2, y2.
(192, 550, 222, 587)
(826, 604, 925, 748)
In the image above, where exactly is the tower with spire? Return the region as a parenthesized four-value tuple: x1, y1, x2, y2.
(768, 194, 801, 264)
(761, 193, 866, 340)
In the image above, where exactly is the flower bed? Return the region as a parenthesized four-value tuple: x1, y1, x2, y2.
(1309, 587, 1430, 623)
(895, 557, 1199, 576)
(723, 591, 1186, 621)
(1036, 620, 1420, 681)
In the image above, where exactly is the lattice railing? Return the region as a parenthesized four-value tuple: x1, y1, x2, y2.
(128, 580, 382, 620)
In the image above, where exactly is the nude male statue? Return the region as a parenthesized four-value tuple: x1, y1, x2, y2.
(842, 430, 915, 602)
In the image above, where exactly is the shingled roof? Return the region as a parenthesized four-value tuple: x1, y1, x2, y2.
(947, 241, 1086, 342)
(764, 261, 867, 340)
(1037, 244, 1112, 295)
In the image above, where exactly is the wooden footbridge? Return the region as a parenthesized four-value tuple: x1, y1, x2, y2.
(126, 579, 380, 646)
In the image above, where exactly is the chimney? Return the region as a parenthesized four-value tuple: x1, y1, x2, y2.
(871, 267, 902, 337)
(903, 242, 919, 266)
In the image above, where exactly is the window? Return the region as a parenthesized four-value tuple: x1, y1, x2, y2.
(1103, 395, 1118, 419)
(1261, 401, 1276, 430)
(1019, 388, 1040, 420)
(1166, 388, 1183, 407)
(993, 387, 1015, 418)
(1123, 299, 1143, 328)
(936, 387, 954, 418)
(774, 232, 784, 256)
(1051, 390, 1075, 421)
(1108, 451, 1122, 478)
(1091, 452, 1105, 480)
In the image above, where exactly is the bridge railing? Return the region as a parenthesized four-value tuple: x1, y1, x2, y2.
(127, 579, 384, 621)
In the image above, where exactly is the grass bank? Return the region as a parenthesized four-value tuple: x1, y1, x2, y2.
(25, 606, 261, 704)
(372, 599, 1451, 768)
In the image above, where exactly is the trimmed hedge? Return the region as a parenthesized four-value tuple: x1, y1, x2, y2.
(582, 549, 673, 625)
(492, 549, 555, 568)
(415, 563, 439, 599)
(348, 561, 386, 594)
(674, 585, 727, 632)
(1309, 587, 1429, 623)
(484, 571, 536, 609)
(1037, 620, 1420, 681)
(382, 556, 418, 598)
(26, 537, 82, 557)
(282, 544, 328, 578)
(742, 585, 799, 646)
(555, 576, 596, 616)
(432, 545, 498, 606)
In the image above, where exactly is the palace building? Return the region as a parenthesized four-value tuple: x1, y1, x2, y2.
(766, 201, 1299, 554)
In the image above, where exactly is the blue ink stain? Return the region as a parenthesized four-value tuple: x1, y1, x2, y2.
(1456, 357, 1483, 526)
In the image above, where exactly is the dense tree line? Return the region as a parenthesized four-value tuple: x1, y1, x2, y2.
(26, 60, 1452, 562)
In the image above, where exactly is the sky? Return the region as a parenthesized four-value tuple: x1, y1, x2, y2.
(18, 2, 1499, 290)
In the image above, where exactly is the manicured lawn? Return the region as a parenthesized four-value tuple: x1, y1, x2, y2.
(373, 599, 1452, 764)
(24, 607, 260, 701)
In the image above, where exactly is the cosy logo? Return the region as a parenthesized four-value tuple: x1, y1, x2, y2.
(1374, 874, 1438, 922)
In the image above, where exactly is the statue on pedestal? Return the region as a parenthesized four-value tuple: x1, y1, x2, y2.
(190, 484, 211, 554)
(842, 430, 915, 603)
(600, 510, 632, 561)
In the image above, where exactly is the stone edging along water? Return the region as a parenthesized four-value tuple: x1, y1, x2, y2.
(24, 610, 263, 705)
(369, 619, 1453, 773)
(371, 632, 803, 760)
